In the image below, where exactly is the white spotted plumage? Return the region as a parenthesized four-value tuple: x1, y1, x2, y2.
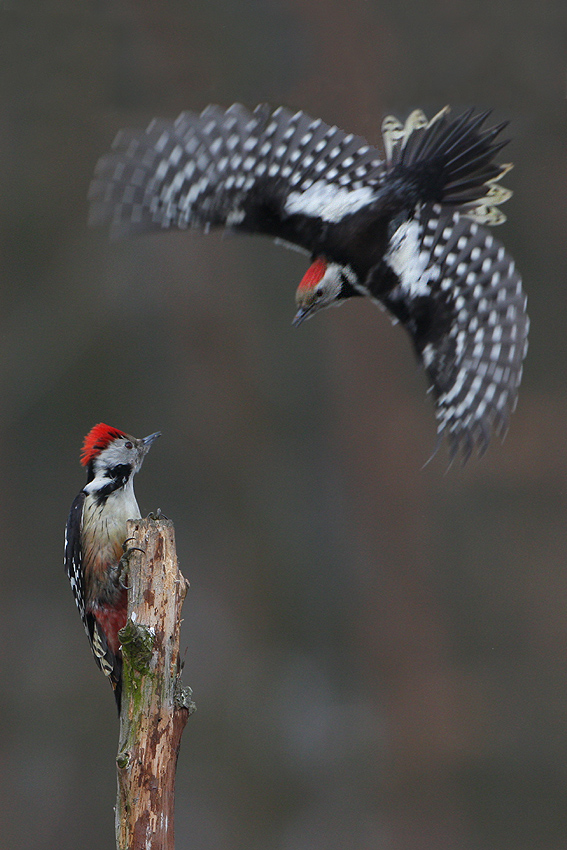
(378, 204, 528, 459)
(89, 104, 386, 238)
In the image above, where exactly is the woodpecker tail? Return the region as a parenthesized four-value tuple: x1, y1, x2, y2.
(381, 107, 512, 226)
(89, 613, 124, 714)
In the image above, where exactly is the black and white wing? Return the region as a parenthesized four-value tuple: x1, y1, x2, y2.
(89, 104, 385, 251)
(64, 491, 88, 638)
(379, 206, 529, 460)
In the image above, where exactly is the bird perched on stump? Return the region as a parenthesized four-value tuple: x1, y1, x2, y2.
(65, 423, 160, 712)
(89, 104, 528, 460)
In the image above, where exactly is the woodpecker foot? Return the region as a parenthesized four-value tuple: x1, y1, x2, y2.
(146, 508, 169, 521)
(117, 538, 146, 589)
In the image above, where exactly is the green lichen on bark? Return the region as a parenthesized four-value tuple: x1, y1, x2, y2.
(119, 618, 155, 671)
(116, 750, 130, 770)
(118, 618, 156, 721)
(174, 681, 196, 714)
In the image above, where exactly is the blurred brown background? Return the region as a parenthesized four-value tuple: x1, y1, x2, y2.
(0, 1, 565, 848)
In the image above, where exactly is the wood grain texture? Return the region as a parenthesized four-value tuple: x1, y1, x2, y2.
(115, 518, 192, 850)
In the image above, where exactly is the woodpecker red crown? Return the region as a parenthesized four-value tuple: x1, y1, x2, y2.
(298, 258, 327, 292)
(81, 423, 128, 466)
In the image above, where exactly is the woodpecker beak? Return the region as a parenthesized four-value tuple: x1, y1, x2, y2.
(143, 431, 161, 447)
(292, 307, 311, 327)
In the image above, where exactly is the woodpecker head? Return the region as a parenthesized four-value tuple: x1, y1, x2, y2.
(81, 423, 161, 486)
(293, 258, 354, 326)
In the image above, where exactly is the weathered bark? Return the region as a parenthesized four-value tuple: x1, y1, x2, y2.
(115, 517, 195, 850)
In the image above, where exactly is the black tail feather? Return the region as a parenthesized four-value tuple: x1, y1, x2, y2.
(385, 107, 510, 213)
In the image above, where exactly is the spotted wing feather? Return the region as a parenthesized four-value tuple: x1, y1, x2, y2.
(89, 104, 385, 247)
(381, 206, 528, 460)
(64, 491, 88, 634)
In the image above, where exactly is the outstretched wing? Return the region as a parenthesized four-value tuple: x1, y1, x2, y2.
(378, 206, 529, 460)
(89, 104, 385, 252)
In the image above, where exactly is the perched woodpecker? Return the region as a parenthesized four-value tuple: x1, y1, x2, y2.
(64, 423, 160, 711)
(89, 103, 529, 459)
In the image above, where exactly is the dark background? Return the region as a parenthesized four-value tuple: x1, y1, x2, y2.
(1, 2, 566, 848)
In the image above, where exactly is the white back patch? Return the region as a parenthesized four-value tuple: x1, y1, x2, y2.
(285, 181, 375, 223)
(385, 218, 432, 298)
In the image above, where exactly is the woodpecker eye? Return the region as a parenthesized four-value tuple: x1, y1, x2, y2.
(124, 441, 133, 450)
(315, 287, 323, 299)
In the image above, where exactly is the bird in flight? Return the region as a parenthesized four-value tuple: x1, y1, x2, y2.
(89, 103, 528, 460)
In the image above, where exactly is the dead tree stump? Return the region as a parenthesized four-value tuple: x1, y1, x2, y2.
(115, 517, 194, 850)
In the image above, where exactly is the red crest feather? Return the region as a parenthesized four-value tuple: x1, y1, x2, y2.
(297, 258, 327, 292)
(81, 423, 128, 466)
